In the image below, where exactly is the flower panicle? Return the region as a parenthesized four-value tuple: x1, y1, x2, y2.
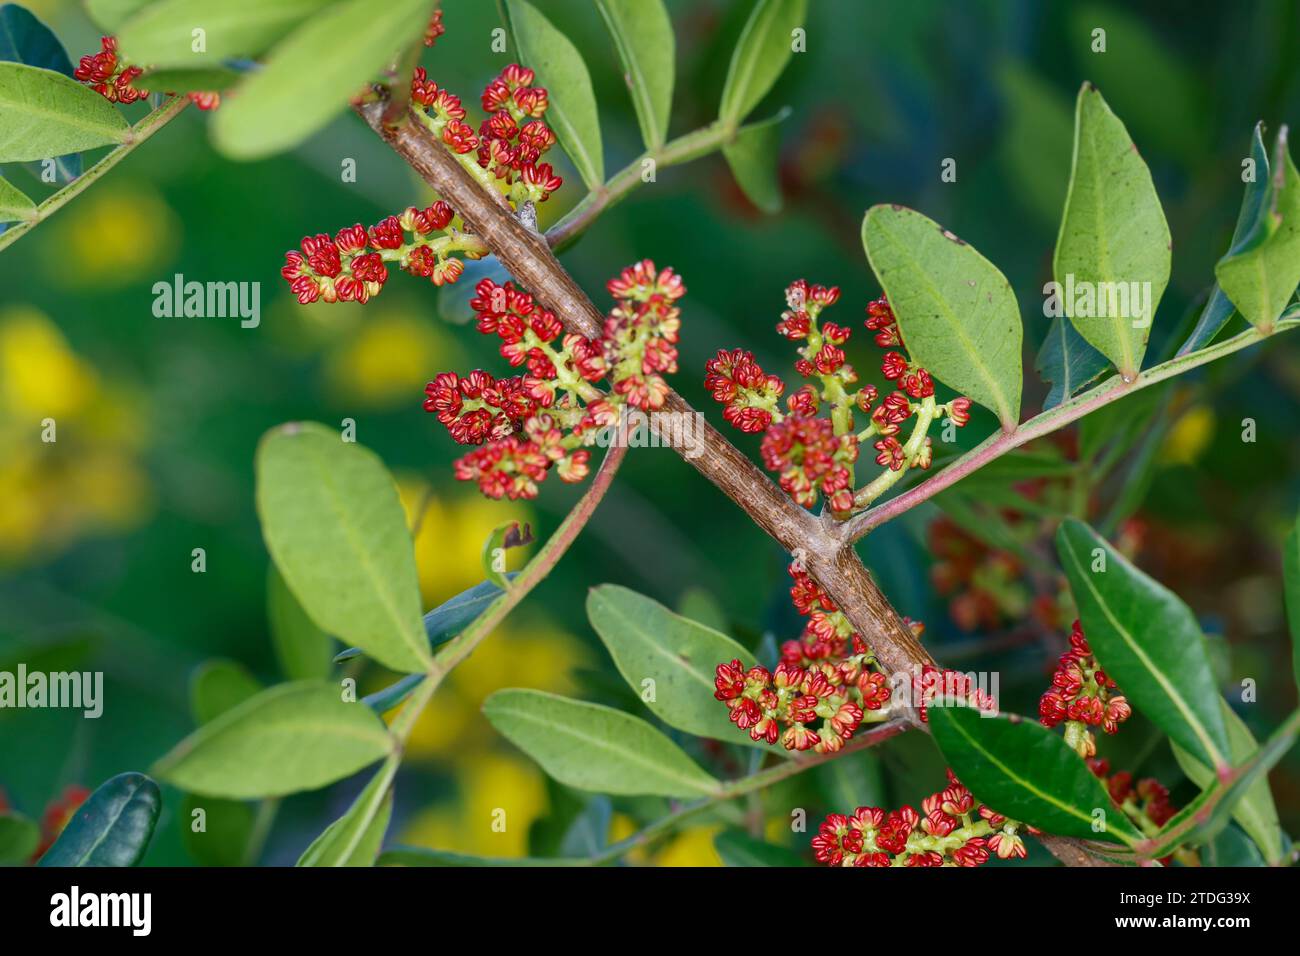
(75, 35, 221, 109)
(425, 262, 684, 500)
(704, 283, 972, 518)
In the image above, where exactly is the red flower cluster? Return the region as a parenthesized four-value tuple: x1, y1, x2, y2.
(929, 516, 1034, 632)
(281, 201, 487, 304)
(423, 7, 445, 46)
(705, 283, 972, 517)
(425, 262, 684, 499)
(712, 562, 894, 753)
(813, 770, 1029, 867)
(411, 63, 562, 205)
(74, 36, 145, 103)
(1039, 620, 1131, 757)
(914, 664, 998, 723)
(75, 36, 220, 109)
(1087, 758, 1192, 865)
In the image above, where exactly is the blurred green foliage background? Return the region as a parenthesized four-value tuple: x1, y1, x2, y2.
(2, 0, 1298, 865)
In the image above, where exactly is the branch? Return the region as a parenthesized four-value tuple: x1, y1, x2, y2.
(0, 95, 190, 254)
(353, 97, 933, 701)
(355, 97, 1115, 868)
(840, 313, 1300, 543)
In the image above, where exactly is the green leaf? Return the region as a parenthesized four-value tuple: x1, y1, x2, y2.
(1171, 700, 1283, 864)
(37, 773, 161, 867)
(212, 0, 436, 161)
(718, 0, 808, 124)
(1053, 84, 1171, 379)
(152, 681, 394, 799)
(1285, 517, 1300, 694)
(119, 0, 336, 67)
(1216, 129, 1300, 333)
(139, 66, 243, 93)
(483, 689, 719, 798)
(722, 107, 788, 214)
(380, 846, 585, 866)
(297, 757, 396, 867)
(0, 812, 39, 864)
(0, 174, 35, 223)
(714, 829, 809, 866)
(595, 0, 674, 151)
(180, 794, 257, 867)
(482, 521, 527, 592)
(267, 564, 333, 682)
(190, 658, 262, 726)
(861, 204, 1023, 429)
(586, 584, 760, 746)
(0, 62, 129, 162)
(815, 752, 886, 813)
(1035, 315, 1109, 409)
(85, 0, 153, 31)
(1178, 124, 1275, 355)
(336, 576, 512, 664)
(929, 706, 1141, 844)
(504, 0, 603, 190)
(0, 3, 82, 180)
(1204, 823, 1267, 866)
(1056, 519, 1230, 769)
(256, 422, 431, 675)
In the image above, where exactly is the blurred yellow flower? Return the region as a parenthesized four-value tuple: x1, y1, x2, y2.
(0, 308, 98, 418)
(652, 825, 724, 867)
(42, 184, 179, 287)
(323, 312, 464, 409)
(1160, 405, 1215, 465)
(395, 475, 535, 605)
(399, 753, 547, 857)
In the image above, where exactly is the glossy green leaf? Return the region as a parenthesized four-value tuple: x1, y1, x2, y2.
(140, 66, 243, 93)
(212, 0, 436, 160)
(1054, 84, 1171, 378)
(256, 422, 431, 675)
(120, 0, 335, 67)
(715, 829, 809, 866)
(380, 846, 585, 866)
(190, 658, 262, 725)
(153, 681, 394, 799)
(37, 773, 161, 867)
(1204, 823, 1267, 866)
(0, 62, 129, 162)
(862, 204, 1023, 429)
(929, 706, 1141, 844)
(483, 689, 719, 798)
(1216, 131, 1300, 332)
(722, 107, 789, 214)
(718, 0, 808, 124)
(0, 812, 39, 864)
(586, 584, 760, 746)
(1178, 124, 1274, 355)
(0, 174, 34, 223)
(297, 757, 396, 867)
(1035, 314, 1109, 409)
(180, 794, 257, 867)
(595, 0, 673, 150)
(482, 521, 523, 592)
(1056, 519, 1229, 769)
(1171, 700, 1283, 864)
(267, 564, 333, 682)
(1286, 517, 1300, 693)
(504, 0, 603, 189)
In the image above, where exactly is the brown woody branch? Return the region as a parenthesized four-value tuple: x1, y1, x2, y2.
(353, 97, 1112, 866)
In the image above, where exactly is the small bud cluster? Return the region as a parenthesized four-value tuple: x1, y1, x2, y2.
(281, 201, 488, 304)
(705, 286, 970, 517)
(1087, 758, 1194, 865)
(282, 63, 561, 306)
(422, 8, 445, 47)
(929, 516, 1039, 632)
(1038, 620, 1132, 757)
(913, 663, 998, 723)
(411, 63, 563, 206)
(75, 36, 221, 109)
(712, 562, 895, 753)
(813, 769, 1031, 867)
(424, 261, 683, 500)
